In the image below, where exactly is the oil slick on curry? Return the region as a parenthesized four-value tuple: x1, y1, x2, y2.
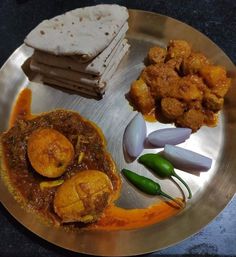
(0, 88, 182, 231)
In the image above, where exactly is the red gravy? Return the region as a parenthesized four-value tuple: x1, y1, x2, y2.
(2, 88, 183, 230)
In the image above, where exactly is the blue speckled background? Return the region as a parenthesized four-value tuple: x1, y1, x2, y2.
(0, 0, 235, 256)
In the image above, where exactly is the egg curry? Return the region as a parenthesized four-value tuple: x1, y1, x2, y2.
(0, 109, 121, 225)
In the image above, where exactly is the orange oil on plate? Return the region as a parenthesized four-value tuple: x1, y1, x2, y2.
(92, 200, 183, 231)
(144, 113, 157, 122)
(9, 88, 33, 127)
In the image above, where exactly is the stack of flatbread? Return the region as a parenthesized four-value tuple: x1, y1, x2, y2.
(24, 5, 130, 97)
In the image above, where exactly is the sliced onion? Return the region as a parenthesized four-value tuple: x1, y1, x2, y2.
(148, 128, 192, 147)
(123, 113, 147, 158)
(163, 144, 212, 172)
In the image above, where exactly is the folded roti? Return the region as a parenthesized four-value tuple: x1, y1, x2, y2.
(33, 22, 128, 75)
(42, 77, 102, 98)
(24, 5, 128, 61)
(30, 39, 128, 87)
(41, 42, 130, 96)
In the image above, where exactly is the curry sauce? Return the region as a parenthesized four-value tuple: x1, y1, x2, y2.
(1, 88, 183, 231)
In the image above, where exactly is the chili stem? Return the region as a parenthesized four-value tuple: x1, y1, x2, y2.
(160, 191, 183, 208)
(173, 173, 192, 199)
(159, 191, 175, 201)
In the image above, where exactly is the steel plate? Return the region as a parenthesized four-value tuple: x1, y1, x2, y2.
(0, 9, 236, 256)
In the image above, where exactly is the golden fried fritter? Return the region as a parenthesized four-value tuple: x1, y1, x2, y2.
(129, 79, 155, 114)
(167, 40, 191, 60)
(182, 52, 210, 75)
(148, 46, 167, 64)
(27, 128, 74, 178)
(161, 97, 185, 120)
(176, 109, 205, 132)
(54, 170, 113, 223)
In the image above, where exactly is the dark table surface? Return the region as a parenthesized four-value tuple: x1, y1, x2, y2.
(0, 0, 236, 256)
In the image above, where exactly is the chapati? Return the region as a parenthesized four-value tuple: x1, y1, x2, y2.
(42, 42, 130, 96)
(30, 39, 128, 87)
(32, 22, 128, 75)
(24, 5, 128, 61)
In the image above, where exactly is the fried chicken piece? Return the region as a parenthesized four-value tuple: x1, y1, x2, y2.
(182, 52, 210, 75)
(141, 64, 180, 99)
(161, 97, 185, 120)
(176, 109, 205, 132)
(148, 46, 167, 64)
(203, 92, 224, 112)
(129, 79, 155, 114)
(175, 75, 203, 102)
(167, 40, 191, 60)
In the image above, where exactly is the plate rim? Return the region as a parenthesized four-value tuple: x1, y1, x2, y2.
(0, 8, 236, 256)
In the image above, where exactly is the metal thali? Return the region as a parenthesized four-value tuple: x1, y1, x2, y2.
(0, 9, 235, 256)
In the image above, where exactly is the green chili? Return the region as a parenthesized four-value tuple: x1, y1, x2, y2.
(138, 153, 192, 199)
(122, 169, 176, 202)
